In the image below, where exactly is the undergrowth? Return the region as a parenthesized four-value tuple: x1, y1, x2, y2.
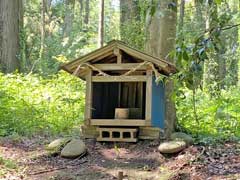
(176, 87, 240, 142)
(0, 71, 85, 136)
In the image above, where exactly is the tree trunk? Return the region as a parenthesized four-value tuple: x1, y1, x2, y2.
(145, 0, 177, 138)
(120, 0, 139, 42)
(179, 0, 185, 34)
(228, 0, 239, 86)
(194, 0, 204, 31)
(0, 0, 21, 73)
(19, 0, 28, 71)
(39, 0, 46, 62)
(84, 0, 89, 25)
(98, 0, 104, 48)
(78, 0, 83, 28)
(63, 0, 75, 37)
(203, 1, 222, 95)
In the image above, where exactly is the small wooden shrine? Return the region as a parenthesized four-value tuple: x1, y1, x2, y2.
(61, 40, 177, 142)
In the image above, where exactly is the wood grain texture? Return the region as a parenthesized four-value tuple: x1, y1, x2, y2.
(91, 119, 145, 126)
(92, 75, 147, 82)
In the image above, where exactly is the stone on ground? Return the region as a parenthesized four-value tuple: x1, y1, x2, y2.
(158, 140, 186, 154)
(46, 138, 71, 153)
(170, 132, 194, 145)
(61, 139, 86, 158)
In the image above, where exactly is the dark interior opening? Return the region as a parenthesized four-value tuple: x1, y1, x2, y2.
(123, 132, 131, 138)
(112, 131, 120, 138)
(102, 131, 110, 138)
(92, 82, 146, 119)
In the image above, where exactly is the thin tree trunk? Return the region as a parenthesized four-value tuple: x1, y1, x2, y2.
(39, 0, 46, 61)
(0, 0, 21, 73)
(228, 0, 239, 86)
(19, 0, 28, 72)
(98, 0, 104, 48)
(63, 0, 75, 37)
(84, 0, 89, 25)
(120, 0, 139, 42)
(145, 0, 177, 138)
(203, 0, 221, 96)
(179, 0, 185, 34)
(78, 0, 83, 28)
(194, 0, 204, 31)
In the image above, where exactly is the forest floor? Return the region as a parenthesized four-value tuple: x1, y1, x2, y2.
(0, 136, 240, 180)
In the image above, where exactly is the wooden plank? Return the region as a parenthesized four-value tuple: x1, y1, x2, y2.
(84, 70, 92, 125)
(118, 82, 121, 107)
(93, 63, 147, 71)
(92, 75, 147, 82)
(137, 82, 143, 119)
(122, 83, 128, 107)
(145, 70, 152, 126)
(90, 119, 145, 126)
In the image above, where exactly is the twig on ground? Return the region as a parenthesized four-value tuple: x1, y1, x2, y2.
(27, 160, 88, 176)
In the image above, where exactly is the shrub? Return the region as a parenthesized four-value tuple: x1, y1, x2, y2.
(176, 87, 240, 140)
(0, 71, 85, 136)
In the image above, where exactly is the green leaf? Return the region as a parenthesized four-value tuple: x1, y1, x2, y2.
(183, 51, 189, 61)
(214, 0, 221, 4)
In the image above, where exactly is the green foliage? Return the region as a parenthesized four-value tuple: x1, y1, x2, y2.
(176, 87, 240, 139)
(0, 72, 85, 136)
(0, 156, 17, 169)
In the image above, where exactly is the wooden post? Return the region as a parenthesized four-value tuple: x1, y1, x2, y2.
(84, 69, 92, 125)
(145, 69, 152, 126)
(113, 47, 122, 64)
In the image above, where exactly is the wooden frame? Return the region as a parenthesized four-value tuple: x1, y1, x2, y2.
(92, 75, 147, 82)
(91, 119, 145, 126)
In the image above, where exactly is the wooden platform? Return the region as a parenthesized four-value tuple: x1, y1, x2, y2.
(97, 127, 138, 142)
(91, 119, 145, 126)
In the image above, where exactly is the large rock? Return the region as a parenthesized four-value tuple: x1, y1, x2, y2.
(46, 138, 71, 153)
(158, 140, 186, 154)
(61, 139, 86, 158)
(170, 132, 194, 145)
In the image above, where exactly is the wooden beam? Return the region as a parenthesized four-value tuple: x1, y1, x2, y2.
(114, 48, 122, 64)
(84, 70, 92, 125)
(117, 43, 169, 69)
(93, 63, 147, 71)
(66, 42, 116, 69)
(90, 119, 146, 126)
(92, 75, 147, 82)
(145, 69, 152, 126)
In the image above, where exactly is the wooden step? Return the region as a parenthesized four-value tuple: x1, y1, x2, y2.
(97, 127, 138, 142)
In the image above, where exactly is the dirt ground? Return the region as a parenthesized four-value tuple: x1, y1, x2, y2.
(0, 136, 240, 180)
